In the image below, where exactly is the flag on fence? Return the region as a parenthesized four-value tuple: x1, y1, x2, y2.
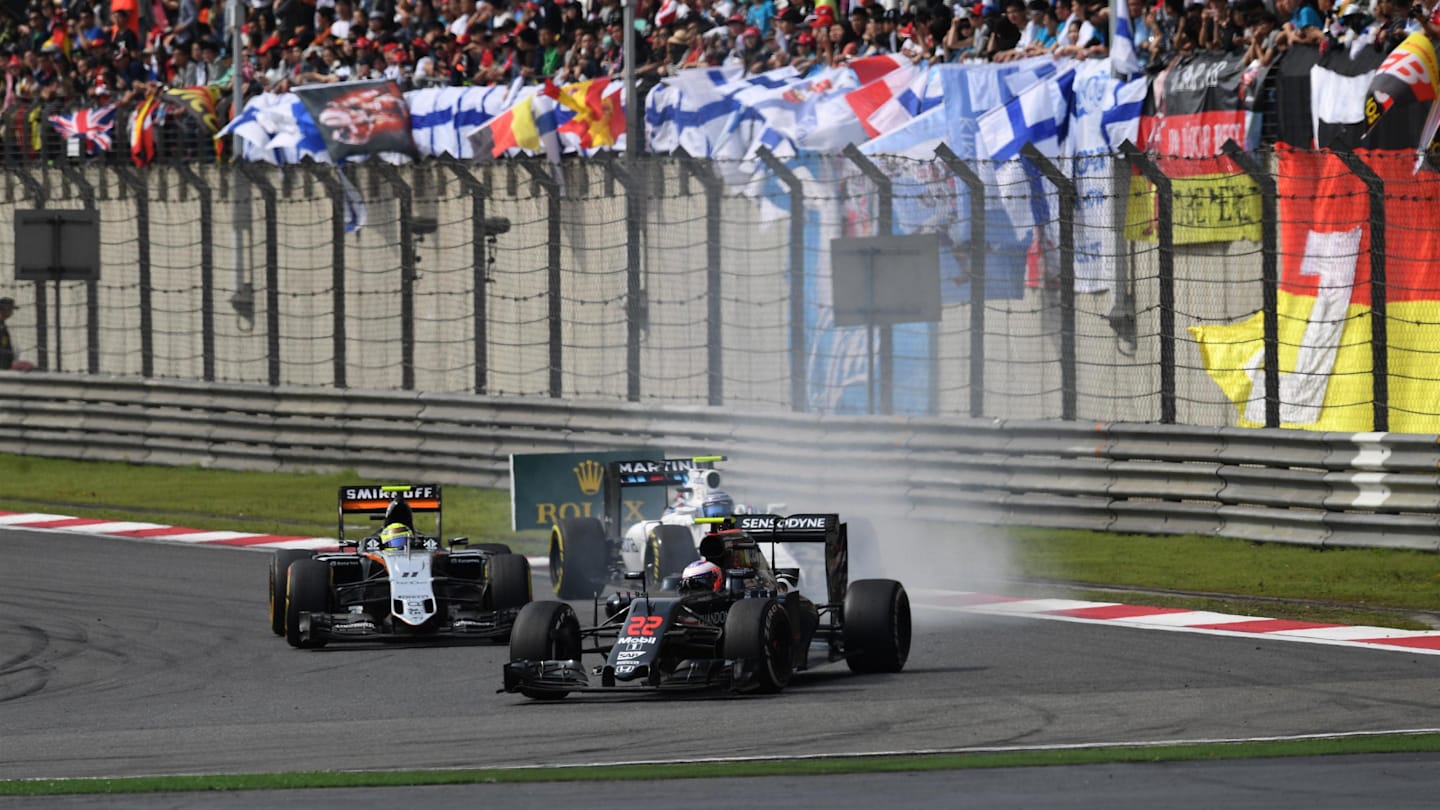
(550, 77, 626, 149)
(1111, 0, 1141, 78)
(1309, 42, 1384, 150)
(337, 166, 367, 233)
(163, 85, 226, 157)
(217, 92, 328, 163)
(296, 79, 416, 161)
(1363, 32, 1440, 149)
(844, 62, 926, 139)
(49, 104, 116, 155)
(129, 93, 160, 167)
(977, 76, 1063, 161)
(1190, 146, 1440, 431)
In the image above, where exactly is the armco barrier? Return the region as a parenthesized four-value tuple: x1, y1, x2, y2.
(2, 374, 1439, 551)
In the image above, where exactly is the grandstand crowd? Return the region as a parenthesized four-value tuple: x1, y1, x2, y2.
(0, 0, 1433, 160)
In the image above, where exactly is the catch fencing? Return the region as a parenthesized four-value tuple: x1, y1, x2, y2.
(0, 147, 1436, 431)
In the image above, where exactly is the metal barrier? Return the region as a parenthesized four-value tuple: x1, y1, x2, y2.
(2, 375, 1438, 552)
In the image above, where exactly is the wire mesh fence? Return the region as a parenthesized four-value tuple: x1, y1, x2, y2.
(2, 147, 1432, 430)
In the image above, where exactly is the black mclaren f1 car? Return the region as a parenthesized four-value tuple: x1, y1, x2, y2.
(269, 483, 532, 648)
(502, 513, 909, 697)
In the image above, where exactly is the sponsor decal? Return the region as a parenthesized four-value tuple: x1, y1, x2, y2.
(619, 635, 658, 647)
(616, 649, 645, 661)
(342, 485, 437, 501)
(615, 459, 701, 475)
(779, 516, 828, 530)
(615, 664, 636, 674)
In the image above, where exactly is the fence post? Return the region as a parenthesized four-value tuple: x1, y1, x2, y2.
(842, 144, 900, 415)
(756, 146, 807, 413)
(1222, 141, 1280, 429)
(172, 163, 217, 383)
(11, 167, 48, 371)
(934, 144, 987, 418)
(1334, 149, 1388, 433)
(677, 148, 724, 406)
(371, 163, 417, 391)
(65, 165, 106, 377)
(442, 159, 493, 395)
(1020, 144, 1078, 421)
(238, 162, 281, 387)
(1120, 141, 1176, 424)
(521, 160, 566, 399)
(300, 161, 348, 389)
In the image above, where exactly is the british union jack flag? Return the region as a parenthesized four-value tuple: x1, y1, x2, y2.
(49, 105, 117, 155)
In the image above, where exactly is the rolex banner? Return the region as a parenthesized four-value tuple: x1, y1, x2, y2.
(1189, 145, 1440, 431)
(294, 79, 417, 162)
(509, 450, 668, 532)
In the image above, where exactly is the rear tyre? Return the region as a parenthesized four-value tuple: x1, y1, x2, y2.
(510, 601, 582, 699)
(488, 553, 534, 612)
(284, 559, 332, 649)
(269, 549, 313, 636)
(549, 518, 608, 600)
(843, 579, 911, 674)
(646, 524, 695, 585)
(473, 542, 513, 555)
(724, 598, 793, 693)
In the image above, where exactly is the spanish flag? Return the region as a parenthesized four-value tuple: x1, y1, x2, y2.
(551, 77, 625, 150)
(1190, 145, 1440, 431)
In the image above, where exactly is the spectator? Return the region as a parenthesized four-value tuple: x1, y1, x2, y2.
(746, 0, 776, 39)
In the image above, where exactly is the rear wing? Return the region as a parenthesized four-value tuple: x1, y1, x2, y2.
(734, 514, 848, 606)
(602, 455, 724, 534)
(337, 483, 442, 545)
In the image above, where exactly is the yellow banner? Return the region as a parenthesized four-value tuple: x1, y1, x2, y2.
(1124, 172, 1262, 244)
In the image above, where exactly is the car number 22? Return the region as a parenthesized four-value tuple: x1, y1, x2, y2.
(626, 615, 663, 636)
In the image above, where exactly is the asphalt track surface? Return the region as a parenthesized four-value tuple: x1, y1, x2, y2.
(4, 528, 1440, 807)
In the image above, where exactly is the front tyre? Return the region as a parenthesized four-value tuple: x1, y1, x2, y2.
(510, 601, 583, 699)
(843, 579, 911, 674)
(549, 518, 608, 600)
(724, 598, 793, 693)
(488, 553, 534, 612)
(269, 549, 313, 636)
(284, 559, 332, 649)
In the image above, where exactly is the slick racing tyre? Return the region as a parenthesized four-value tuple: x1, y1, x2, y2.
(842, 579, 911, 674)
(646, 524, 694, 586)
(510, 601, 582, 700)
(269, 549, 314, 636)
(724, 598, 793, 693)
(549, 517, 608, 600)
(284, 559, 332, 649)
(488, 553, 534, 612)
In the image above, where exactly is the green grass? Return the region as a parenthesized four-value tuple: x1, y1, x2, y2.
(1012, 527, 1440, 628)
(4, 454, 1439, 626)
(4, 732, 1439, 795)
(0, 454, 544, 552)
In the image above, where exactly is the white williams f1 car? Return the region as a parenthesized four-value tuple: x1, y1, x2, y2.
(269, 484, 532, 648)
(548, 456, 784, 599)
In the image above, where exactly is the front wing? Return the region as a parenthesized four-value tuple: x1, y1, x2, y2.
(294, 606, 522, 644)
(502, 656, 770, 694)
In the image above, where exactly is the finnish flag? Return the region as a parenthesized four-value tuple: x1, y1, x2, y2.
(977, 77, 1065, 162)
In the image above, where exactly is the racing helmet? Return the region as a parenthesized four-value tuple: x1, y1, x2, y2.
(379, 522, 412, 551)
(700, 490, 735, 518)
(679, 559, 723, 593)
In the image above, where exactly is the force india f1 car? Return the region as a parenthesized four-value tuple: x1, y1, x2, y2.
(548, 455, 781, 599)
(504, 513, 910, 697)
(268, 484, 533, 649)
